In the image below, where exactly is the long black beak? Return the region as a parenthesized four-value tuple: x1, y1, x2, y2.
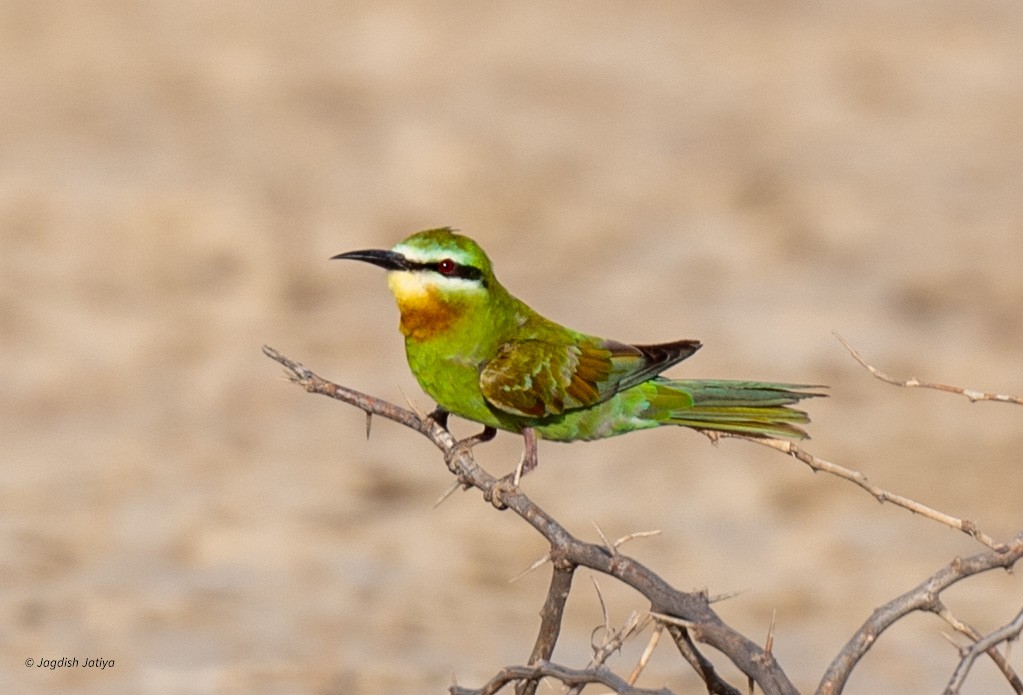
(330, 249, 410, 271)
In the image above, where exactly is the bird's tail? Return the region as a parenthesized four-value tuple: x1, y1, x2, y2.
(643, 379, 826, 439)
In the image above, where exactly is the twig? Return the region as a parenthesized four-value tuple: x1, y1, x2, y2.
(517, 562, 575, 695)
(451, 660, 674, 695)
(628, 623, 664, 686)
(646, 613, 743, 695)
(592, 577, 612, 643)
(944, 605, 1023, 695)
(736, 436, 1006, 551)
(934, 603, 1023, 693)
(262, 345, 440, 439)
(719, 335, 1017, 550)
(834, 332, 1023, 406)
(665, 623, 744, 695)
(567, 605, 648, 695)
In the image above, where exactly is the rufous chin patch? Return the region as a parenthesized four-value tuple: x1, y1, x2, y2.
(386, 271, 458, 340)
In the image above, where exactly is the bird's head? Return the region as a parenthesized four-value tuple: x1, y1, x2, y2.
(333, 227, 499, 339)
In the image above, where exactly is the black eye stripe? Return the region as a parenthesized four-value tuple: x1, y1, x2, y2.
(408, 260, 486, 285)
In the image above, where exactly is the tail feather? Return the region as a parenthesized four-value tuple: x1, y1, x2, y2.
(645, 379, 826, 439)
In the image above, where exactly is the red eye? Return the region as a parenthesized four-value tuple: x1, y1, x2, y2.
(437, 259, 456, 275)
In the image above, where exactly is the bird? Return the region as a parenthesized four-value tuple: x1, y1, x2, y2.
(333, 227, 823, 475)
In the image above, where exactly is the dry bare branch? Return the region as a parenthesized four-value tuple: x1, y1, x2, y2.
(516, 561, 574, 695)
(944, 606, 1023, 695)
(664, 623, 744, 695)
(567, 603, 648, 695)
(264, 345, 1023, 695)
(450, 660, 674, 695)
(817, 533, 1023, 695)
(934, 603, 1023, 692)
(628, 623, 664, 686)
(264, 345, 797, 694)
(735, 436, 1006, 551)
(834, 332, 1023, 406)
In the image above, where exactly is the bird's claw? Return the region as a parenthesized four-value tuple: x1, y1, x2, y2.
(444, 425, 498, 473)
(485, 473, 519, 510)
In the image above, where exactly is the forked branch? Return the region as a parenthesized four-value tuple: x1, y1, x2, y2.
(818, 535, 1023, 695)
(944, 605, 1023, 694)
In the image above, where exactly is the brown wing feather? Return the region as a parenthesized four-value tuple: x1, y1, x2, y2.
(479, 340, 610, 418)
(479, 337, 702, 419)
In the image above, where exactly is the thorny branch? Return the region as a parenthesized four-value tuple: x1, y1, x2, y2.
(263, 344, 1022, 694)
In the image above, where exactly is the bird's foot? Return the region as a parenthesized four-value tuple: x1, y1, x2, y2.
(458, 425, 497, 450)
(486, 473, 519, 510)
(428, 406, 450, 431)
(514, 427, 539, 484)
(445, 425, 497, 474)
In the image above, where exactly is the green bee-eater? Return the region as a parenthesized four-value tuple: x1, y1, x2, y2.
(334, 228, 823, 473)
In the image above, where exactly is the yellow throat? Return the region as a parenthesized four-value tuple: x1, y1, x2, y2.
(386, 270, 464, 341)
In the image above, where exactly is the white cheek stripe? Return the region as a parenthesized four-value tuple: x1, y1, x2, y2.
(387, 270, 484, 297)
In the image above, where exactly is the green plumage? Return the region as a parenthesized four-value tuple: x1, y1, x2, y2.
(334, 228, 824, 447)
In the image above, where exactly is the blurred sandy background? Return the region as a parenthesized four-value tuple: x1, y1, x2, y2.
(3, 2, 1023, 694)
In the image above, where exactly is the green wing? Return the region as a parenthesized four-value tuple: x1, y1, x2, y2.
(479, 337, 701, 419)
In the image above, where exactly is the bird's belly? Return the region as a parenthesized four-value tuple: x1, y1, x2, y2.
(405, 341, 517, 431)
(533, 390, 660, 442)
